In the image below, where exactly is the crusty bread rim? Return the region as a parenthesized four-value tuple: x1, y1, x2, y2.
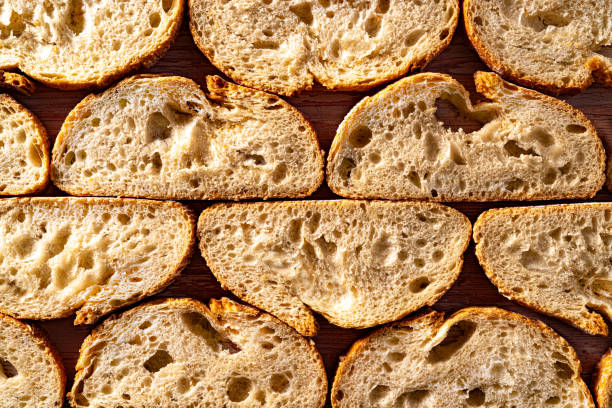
(188, 0, 460, 96)
(198, 199, 472, 337)
(0, 313, 66, 407)
(326, 71, 606, 201)
(1, 1, 184, 90)
(595, 348, 612, 408)
(68, 297, 327, 408)
(0, 94, 50, 195)
(50, 73, 324, 200)
(331, 306, 594, 408)
(463, 0, 611, 95)
(0, 196, 195, 324)
(473, 203, 612, 336)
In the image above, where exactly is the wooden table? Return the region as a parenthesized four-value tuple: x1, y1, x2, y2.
(14, 18, 612, 408)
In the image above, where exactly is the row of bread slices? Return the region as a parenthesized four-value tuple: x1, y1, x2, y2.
(2, 71, 610, 200)
(1, 197, 612, 406)
(1, 0, 609, 96)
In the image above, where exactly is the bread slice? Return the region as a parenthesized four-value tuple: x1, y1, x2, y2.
(474, 203, 612, 336)
(197, 200, 471, 336)
(327, 71, 605, 201)
(51, 74, 324, 200)
(0, 0, 183, 90)
(464, 0, 612, 94)
(0, 313, 65, 408)
(595, 349, 612, 408)
(331, 307, 595, 407)
(0, 71, 35, 96)
(0, 197, 195, 325)
(189, 0, 459, 95)
(0, 94, 49, 195)
(68, 297, 327, 408)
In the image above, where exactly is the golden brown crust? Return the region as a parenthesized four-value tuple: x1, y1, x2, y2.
(0, 313, 66, 407)
(0, 71, 35, 96)
(198, 199, 471, 336)
(189, 0, 459, 96)
(0, 197, 195, 325)
(595, 349, 612, 408)
(327, 71, 605, 201)
(473, 203, 612, 336)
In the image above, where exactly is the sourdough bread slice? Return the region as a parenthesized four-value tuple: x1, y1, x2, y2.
(0, 94, 49, 195)
(197, 200, 471, 336)
(596, 349, 612, 408)
(0, 0, 183, 90)
(464, 0, 612, 94)
(327, 71, 605, 201)
(189, 0, 459, 95)
(331, 307, 595, 407)
(474, 203, 612, 336)
(51, 75, 324, 200)
(0, 314, 65, 408)
(0, 197, 195, 324)
(68, 297, 327, 408)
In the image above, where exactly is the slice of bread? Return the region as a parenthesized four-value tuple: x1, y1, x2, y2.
(197, 200, 471, 336)
(0, 71, 35, 96)
(331, 307, 595, 407)
(596, 349, 612, 408)
(474, 203, 612, 336)
(464, 0, 612, 94)
(189, 0, 459, 95)
(51, 74, 324, 200)
(0, 314, 65, 408)
(0, 94, 49, 195)
(0, 0, 183, 90)
(327, 71, 605, 201)
(0, 197, 195, 325)
(68, 297, 327, 408)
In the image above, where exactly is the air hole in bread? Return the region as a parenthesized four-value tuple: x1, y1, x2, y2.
(554, 361, 573, 380)
(503, 140, 539, 158)
(289, 3, 313, 25)
(387, 352, 406, 362)
(253, 40, 279, 50)
(409, 277, 430, 293)
(67, 0, 85, 35)
(529, 127, 554, 147)
(143, 349, 173, 373)
(338, 157, 356, 181)
(543, 168, 557, 185)
(369, 384, 390, 403)
(270, 373, 290, 393)
(449, 142, 467, 165)
(287, 219, 303, 243)
(566, 124, 587, 133)
(146, 112, 171, 143)
(162, 0, 174, 13)
(364, 15, 381, 37)
(227, 377, 251, 402)
(376, 0, 390, 13)
(28, 143, 43, 167)
(181, 312, 241, 354)
(0, 358, 17, 378)
(504, 178, 525, 192)
(439, 28, 450, 40)
(474, 16, 483, 26)
(427, 320, 476, 363)
(466, 388, 485, 406)
(73, 380, 89, 406)
(397, 389, 429, 405)
(545, 396, 561, 404)
(434, 95, 489, 134)
(149, 12, 161, 28)
(349, 125, 372, 148)
(424, 132, 439, 161)
(519, 249, 545, 270)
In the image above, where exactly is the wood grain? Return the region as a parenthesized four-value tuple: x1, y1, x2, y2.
(8, 18, 612, 408)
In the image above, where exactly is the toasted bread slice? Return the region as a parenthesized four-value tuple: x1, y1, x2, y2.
(0, 0, 183, 90)
(0, 314, 65, 408)
(596, 349, 612, 408)
(189, 0, 459, 95)
(331, 307, 594, 407)
(68, 297, 327, 408)
(0, 197, 194, 325)
(51, 75, 324, 200)
(474, 203, 612, 336)
(464, 0, 612, 94)
(0, 94, 49, 195)
(327, 71, 605, 201)
(197, 200, 471, 336)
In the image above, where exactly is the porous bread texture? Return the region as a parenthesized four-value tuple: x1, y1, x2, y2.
(0, 0, 183, 90)
(474, 203, 612, 336)
(51, 75, 324, 200)
(0, 94, 49, 195)
(69, 297, 327, 408)
(0, 197, 195, 325)
(0, 71, 35, 95)
(327, 71, 605, 201)
(198, 200, 471, 336)
(0, 314, 65, 408)
(595, 349, 612, 408)
(331, 307, 595, 408)
(464, 0, 612, 94)
(189, 0, 459, 95)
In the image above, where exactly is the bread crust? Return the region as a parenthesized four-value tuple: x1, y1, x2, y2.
(198, 199, 472, 336)
(0, 197, 195, 324)
(0, 94, 50, 195)
(188, 0, 459, 96)
(474, 203, 612, 336)
(331, 306, 594, 408)
(0, 313, 66, 407)
(595, 349, 612, 408)
(327, 71, 605, 201)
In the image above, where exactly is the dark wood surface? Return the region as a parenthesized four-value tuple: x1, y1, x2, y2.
(11, 16, 612, 408)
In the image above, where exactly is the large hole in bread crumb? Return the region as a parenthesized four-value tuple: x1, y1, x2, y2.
(396, 390, 429, 405)
(67, 0, 85, 35)
(146, 112, 171, 143)
(270, 373, 290, 393)
(409, 277, 430, 293)
(554, 361, 573, 380)
(0, 359, 17, 378)
(143, 350, 173, 373)
(369, 385, 390, 404)
(376, 0, 390, 13)
(467, 388, 485, 406)
(181, 312, 240, 354)
(338, 157, 356, 181)
(427, 320, 476, 363)
(503, 140, 538, 158)
(289, 3, 313, 25)
(162, 0, 174, 13)
(228, 377, 251, 402)
(434, 94, 492, 133)
(349, 125, 372, 148)
(364, 15, 381, 37)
